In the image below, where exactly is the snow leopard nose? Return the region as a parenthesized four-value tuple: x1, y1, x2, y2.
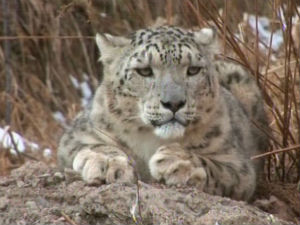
(160, 99, 186, 113)
(160, 73, 186, 113)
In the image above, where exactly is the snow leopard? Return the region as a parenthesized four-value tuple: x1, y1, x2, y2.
(57, 26, 268, 201)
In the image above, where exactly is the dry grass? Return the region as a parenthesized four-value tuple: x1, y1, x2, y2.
(0, 0, 299, 182)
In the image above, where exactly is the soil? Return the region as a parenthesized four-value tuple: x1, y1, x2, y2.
(0, 161, 299, 225)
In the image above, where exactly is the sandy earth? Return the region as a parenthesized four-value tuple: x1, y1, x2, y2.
(0, 162, 298, 225)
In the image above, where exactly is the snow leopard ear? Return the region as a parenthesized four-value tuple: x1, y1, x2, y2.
(95, 33, 130, 62)
(193, 27, 219, 54)
(194, 27, 216, 45)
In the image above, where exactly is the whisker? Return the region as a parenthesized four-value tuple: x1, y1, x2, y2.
(124, 116, 141, 120)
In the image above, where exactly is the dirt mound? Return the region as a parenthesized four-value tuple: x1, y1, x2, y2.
(0, 162, 295, 225)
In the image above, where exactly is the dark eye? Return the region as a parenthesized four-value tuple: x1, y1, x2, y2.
(187, 66, 202, 76)
(135, 67, 153, 77)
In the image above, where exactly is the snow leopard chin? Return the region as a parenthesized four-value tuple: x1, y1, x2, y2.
(154, 121, 185, 139)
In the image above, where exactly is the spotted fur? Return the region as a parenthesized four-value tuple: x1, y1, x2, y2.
(57, 26, 268, 201)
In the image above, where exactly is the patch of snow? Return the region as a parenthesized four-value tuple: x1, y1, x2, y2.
(247, 15, 283, 52)
(245, 9, 299, 53)
(83, 73, 89, 81)
(0, 126, 52, 159)
(80, 73, 92, 107)
(53, 111, 66, 124)
(69, 75, 79, 89)
(0, 126, 26, 153)
(100, 12, 107, 18)
(69, 73, 93, 107)
(278, 7, 286, 30)
(28, 142, 39, 152)
(80, 81, 92, 100)
(43, 148, 52, 159)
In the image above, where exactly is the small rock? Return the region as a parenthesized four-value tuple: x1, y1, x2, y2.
(46, 176, 54, 184)
(31, 178, 40, 187)
(0, 178, 15, 186)
(37, 197, 49, 208)
(74, 212, 82, 224)
(49, 207, 62, 216)
(0, 197, 9, 210)
(54, 172, 65, 182)
(16, 180, 25, 187)
(25, 201, 38, 210)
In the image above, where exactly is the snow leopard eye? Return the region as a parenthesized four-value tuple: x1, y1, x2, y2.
(135, 67, 153, 77)
(187, 66, 202, 76)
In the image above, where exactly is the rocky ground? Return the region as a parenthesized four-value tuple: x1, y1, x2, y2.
(0, 162, 298, 225)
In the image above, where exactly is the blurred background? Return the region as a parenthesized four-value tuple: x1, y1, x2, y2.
(0, 0, 299, 190)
